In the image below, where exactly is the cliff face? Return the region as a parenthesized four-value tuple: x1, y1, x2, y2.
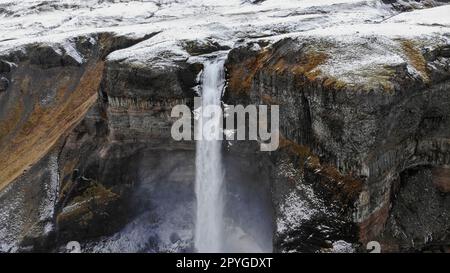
(224, 34, 450, 251)
(0, 33, 201, 252)
(0, 0, 449, 253)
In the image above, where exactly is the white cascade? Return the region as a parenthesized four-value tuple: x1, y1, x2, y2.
(194, 56, 226, 253)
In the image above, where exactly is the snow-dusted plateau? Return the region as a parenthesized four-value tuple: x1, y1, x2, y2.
(0, 0, 449, 253)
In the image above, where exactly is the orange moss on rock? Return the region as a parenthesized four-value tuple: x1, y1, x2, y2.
(401, 40, 430, 82)
(379, 79, 395, 93)
(227, 49, 272, 95)
(261, 94, 280, 105)
(0, 98, 25, 141)
(279, 136, 319, 167)
(320, 164, 363, 204)
(280, 135, 362, 205)
(290, 51, 328, 81)
(0, 61, 104, 191)
(69, 182, 118, 206)
(227, 47, 330, 96)
(56, 180, 121, 239)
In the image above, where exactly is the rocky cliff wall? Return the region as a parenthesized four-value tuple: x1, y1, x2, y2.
(224, 35, 450, 251)
(0, 32, 200, 252)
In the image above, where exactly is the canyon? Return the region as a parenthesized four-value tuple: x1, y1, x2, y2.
(0, 0, 449, 253)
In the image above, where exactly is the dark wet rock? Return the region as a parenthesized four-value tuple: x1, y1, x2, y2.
(432, 166, 450, 192)
(381, 166, 450, 252)
(382, 0, 450, 11)
(18, 219, 55, 252)
(28, 44, 65, 68)
(103, 57, 200, 101)
(26, 43, 84, 68)
(0, 60, 13, 73)
(170, 233, 181, 244)
(0, 151, 60, 253)
(182, 40, 230, 56)
(0, 77, 8, 92)
(242, 0, 267, 4)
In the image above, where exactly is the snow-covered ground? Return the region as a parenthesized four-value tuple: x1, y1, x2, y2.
(0, 0, 448, 55)
(1, 0, 448, 88)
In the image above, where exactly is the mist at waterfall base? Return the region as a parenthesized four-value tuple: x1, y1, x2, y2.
(194, 57, 273, 253)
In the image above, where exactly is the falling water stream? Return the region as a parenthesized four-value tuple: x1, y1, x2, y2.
(194, 56, 226, 253)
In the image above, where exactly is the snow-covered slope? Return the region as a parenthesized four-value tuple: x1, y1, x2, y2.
(0, 0, 447, 54)
(1, 0, 448, 84)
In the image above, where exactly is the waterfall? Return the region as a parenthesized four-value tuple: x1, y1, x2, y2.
(194, 56, 226, 253)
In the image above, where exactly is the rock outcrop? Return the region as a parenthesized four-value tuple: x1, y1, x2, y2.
(0, 32, 198, 252)
(224, 32, 450, 251)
